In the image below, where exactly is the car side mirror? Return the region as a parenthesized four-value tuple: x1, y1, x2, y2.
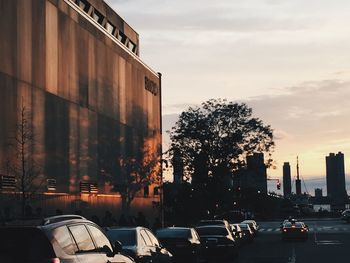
(113, 241, 123, 254)
(100, 245, 114, 257)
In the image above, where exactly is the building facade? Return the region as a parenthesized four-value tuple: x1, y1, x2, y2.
(237, 153, 268, 193)
(283, 162, 292, 198)
(0, 0, 161, 219)
(326, 152, 347, 207)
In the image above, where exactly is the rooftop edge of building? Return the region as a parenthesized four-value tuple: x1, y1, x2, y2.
(64, 0, 159, 77)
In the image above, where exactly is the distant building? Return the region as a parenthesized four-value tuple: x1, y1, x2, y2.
(326, 152, 347, 207)
(315, 188, 323, 198)
(237, 153, 267, 193)
(283, 162, 292, 198)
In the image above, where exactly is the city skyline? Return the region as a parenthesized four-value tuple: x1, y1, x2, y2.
(108, 0, 350, 180)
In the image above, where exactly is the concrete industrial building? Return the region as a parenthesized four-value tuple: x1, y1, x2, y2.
(0, 0, 161, 219)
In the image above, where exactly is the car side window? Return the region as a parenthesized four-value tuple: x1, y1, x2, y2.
(140, 230, 153, 247)
(69, 225, 96, 252)
(52, 226, 77, 255)
(137, 231, 146, 247)
(87, 225, 113, 252)
(145, 230, 160, 247)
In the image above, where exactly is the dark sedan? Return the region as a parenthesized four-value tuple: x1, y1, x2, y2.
(195, 225, 238, 261)
(106, 227, 173, 263)
(282, 222, 308, 241)
(156, 227, 203, 263)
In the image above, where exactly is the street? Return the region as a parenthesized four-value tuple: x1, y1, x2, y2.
(236, 219, 350, 263)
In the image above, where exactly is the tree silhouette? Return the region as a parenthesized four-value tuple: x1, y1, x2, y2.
(115, 140, 161, 215)
(4, 105, 43, 217)
(169, 99, 275, 183)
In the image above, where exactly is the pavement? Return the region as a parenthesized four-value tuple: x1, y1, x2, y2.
(233, 219, 350, 263)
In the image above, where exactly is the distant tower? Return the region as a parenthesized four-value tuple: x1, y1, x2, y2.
(295, 157, 302, 196)
(283, 162, 292, 198)
(326, 152, 347, 204)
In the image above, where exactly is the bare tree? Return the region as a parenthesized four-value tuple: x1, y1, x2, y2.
(116, 141, 162, 216)
(4, 105, 43, 217)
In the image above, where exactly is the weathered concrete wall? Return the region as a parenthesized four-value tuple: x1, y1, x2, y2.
(0, 0, 161, 217)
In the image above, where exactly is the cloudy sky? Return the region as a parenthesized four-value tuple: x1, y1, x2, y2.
(108, 0, 350, 186)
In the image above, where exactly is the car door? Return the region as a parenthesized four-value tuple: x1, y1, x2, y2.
(68, 224, 104, 263)
(145, 229, 171, 263)
(86, 224, 128, 263)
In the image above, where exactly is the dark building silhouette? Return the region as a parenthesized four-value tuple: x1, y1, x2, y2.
(326, 152, 347, 207)
(237, 153, 267, 193)
(315, 188, 323, 198)
(0, 0, 161, 218)
(283, 162, 292, 198)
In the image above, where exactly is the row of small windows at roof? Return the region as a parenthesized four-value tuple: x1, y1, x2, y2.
(73, 0, 138, 54)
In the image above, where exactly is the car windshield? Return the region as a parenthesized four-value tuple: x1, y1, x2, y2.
(0, 227, 54, 262)
(156, 229, 190, 238)
(107, 229, 136, 246)
(196, 227, 228, 236)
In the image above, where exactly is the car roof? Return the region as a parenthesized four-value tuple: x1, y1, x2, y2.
(40, 218, 98, 231)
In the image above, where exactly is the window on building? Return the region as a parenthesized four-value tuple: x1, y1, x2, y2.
(80, 181, 98, 194)
(118, 31, 127, 45)
(47, 179, 57, 191)
(127, 41, 137, 53)
(143, 185, 149, 197)
(92, 9, 104, 25)
(75, 0, 91, 13)
(0, 175, 16, 190)
(105, 21, 116, 35)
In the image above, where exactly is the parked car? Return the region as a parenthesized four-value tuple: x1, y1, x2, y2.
(0, 215, 135, 263)
(106, 227, 173, 263)
(156, 227, 203, 263)
(341, 209, 350, 222)
(238, 223, 254, 243)
(281, 221, 308, 241)
(241, 220, 258, 235)
(195, 225, 238, 261)
(196, 220, 231, 231)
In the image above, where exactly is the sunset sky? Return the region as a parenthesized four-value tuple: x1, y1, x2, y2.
(108, 0, 350, 186)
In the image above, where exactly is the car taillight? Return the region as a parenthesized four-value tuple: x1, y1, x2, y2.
(283, 229, 287, 232)
(301, 229, 304, 232)
(50, 258, 60, 263)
